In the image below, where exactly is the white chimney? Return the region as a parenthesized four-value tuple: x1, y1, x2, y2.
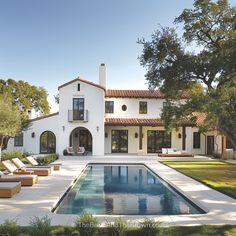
(99, 63, 106, 88)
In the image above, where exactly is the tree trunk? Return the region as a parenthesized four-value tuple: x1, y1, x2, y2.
(0, 136, 3, 161)
(2, 136, 10, 150)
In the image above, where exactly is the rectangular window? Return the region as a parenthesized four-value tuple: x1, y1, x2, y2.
(14, 133, 23, 146)
(163, 101, 170, 108)
(105, 101, 114, 113)
(226, 138, 234, 149)
(139, 101, 147, 114)
(193, 132, 201, 149)
(77, 83, 80, 91)
(73, 98, 84, 120)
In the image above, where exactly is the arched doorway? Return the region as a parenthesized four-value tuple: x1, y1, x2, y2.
(40, 131, 56, 154)
(69, 127, 92, 153)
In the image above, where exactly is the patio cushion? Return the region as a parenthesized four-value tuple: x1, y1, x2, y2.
(0, 174, 38, 186)
(0, 182, 21, 198)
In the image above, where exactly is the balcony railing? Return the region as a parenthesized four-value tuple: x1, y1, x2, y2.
(68, 110, 88, 122)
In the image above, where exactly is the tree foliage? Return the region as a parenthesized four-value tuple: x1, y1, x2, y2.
(0, 79, 50, 151)
(139, 0, 236, 149)
(0, 96, 28, 152)
(0, 79, 50, 114)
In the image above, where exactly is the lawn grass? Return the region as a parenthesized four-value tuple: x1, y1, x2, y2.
(161, 161, 236, 199)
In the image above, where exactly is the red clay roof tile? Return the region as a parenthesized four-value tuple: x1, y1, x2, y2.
(105, 89, 164, 98)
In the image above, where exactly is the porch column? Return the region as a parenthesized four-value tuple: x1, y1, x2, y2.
(182, 126, 186, 151)
(139, 126, 143, 150)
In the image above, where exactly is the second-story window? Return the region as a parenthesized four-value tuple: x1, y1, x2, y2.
(105, 101, 114, 113)
(73, 98, 84, 120)
(139, 101, 147, 114)
(163, 101, 170, 108)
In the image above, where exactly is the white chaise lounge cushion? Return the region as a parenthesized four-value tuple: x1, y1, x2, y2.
(26, 156, 38, 166)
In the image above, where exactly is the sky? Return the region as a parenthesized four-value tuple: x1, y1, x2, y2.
(0, 0, 212, 112)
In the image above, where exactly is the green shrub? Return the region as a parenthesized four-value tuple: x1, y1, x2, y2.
(0, 219, 20, 236)
(36, 154, 59, 165)
(106, 218, 128, 236)
(74, 213, 98, 236)
(1, 150, 24, 161)
(224, 227, 236, 236)
(29, 216, 51, 236)
(139, 218, 161, 236)
(51, 226, 79, 236)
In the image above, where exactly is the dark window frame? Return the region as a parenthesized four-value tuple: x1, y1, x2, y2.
(105, 101, 114, 113)
(193, 132, 201, 149)
(40, 131, 56, 154)
(139, 101, 147, 114)
(163, 101, 170, 108)
(73, 98, 84, 120)
(14, 133, 23, 147)
(147, 130, 171, 153)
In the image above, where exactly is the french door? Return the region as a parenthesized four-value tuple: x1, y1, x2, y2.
(73, 98, 84, 120)
(147, 130, 171, 153)
(111, 130, 128, 153)
(207, 136, 214, 155)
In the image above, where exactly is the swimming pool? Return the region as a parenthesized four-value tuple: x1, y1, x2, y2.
(53, 164, 205, 215)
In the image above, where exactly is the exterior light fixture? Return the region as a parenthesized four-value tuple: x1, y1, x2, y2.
(62, 126, 65, 132)
(178, 133, 182, 139)
(31, 132, 35, 138)
(135, 132, 138, 138)
(105, 132, 108, 138)
(96, 126, 99, 132)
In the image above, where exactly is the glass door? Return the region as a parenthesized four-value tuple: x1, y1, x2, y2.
(73, 98, 84, 120)
(111, 130, 128, 153)
(147, 130, 171, 153)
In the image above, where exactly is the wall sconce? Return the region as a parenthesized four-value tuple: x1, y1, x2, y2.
(31, 132, 35, 138)
(135, 132, 138, 138)
(96, 126, 99, 132)
(105, 132, 108, 138)
(178, 133, 182, 139)
(62, 126, 65, 132)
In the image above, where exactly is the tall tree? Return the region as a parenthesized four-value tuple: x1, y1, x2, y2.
(0, 97, 28, 159)
(139, 0, 236, 149)
(0, 79, 50, 150)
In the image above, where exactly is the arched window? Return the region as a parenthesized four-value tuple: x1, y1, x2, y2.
(40, 131, 56, 154)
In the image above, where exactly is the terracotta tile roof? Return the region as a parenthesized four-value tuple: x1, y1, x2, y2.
(105, 118, 163, 126)
(58, 77, 105, 91)
(105, 113, 206, 127)
(105, 89, 164, 98)
(192, 112, 207, 126)
(30, 112, 59, 122)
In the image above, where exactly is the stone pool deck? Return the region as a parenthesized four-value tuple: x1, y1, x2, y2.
(0, 155, 236, 226)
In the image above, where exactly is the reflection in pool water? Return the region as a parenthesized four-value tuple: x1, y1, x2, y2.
(54, 164, 204, 215)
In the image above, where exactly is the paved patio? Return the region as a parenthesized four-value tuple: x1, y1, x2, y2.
(0, 155, 236, 226)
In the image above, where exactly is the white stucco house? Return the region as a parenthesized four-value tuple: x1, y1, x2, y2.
(7, 64, 232, 156)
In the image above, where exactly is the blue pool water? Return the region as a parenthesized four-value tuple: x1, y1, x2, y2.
(54, 164, 204, 215)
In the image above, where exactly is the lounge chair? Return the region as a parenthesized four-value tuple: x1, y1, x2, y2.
(76, 146, 87, 155)
(26, 156, 62, 171)
(66, 147, 75, 155)
(0, 181, 21, 198)
(0, 170, 38, 186)
(3, 159, 51, 177)
(11, 158, 52, 176)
